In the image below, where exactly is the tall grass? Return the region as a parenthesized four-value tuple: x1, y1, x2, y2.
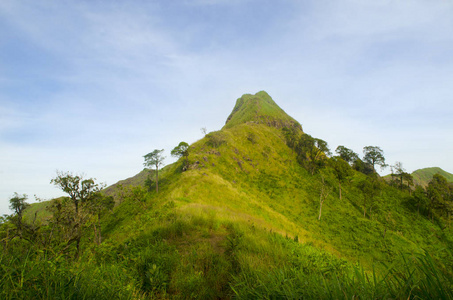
(0, 249, 141, 299)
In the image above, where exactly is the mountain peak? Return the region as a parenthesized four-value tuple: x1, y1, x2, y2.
(223, 91, 302, 131)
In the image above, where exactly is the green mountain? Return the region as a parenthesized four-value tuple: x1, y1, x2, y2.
(224, 91, 302, 130)
(412, 167, 453, 187)
(3, 91, 453, 299)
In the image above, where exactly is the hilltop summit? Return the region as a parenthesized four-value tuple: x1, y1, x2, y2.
(223, 91, 302, 131)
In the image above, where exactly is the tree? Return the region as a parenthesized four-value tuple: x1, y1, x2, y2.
(358, 175, 381, 218)
(171, 142, 189, 168)
(402, 172, 414, 193)
(296, 134, 331, 175)
(363, 146, 387, 172)
(8, 193, 29, 236)
(391, 161, 413, 191)
(412, 186, 429, 216)
(87, 193, 114, 245)
(50, 171, 104, 256)
(353, 158, 374, 175)
(282, 127, 299, 150)
(427, 174, 450, 220)
(335, 146, 359, 165)
(318, 175, 332, 220)
(330, 156, 353, 200)
(144, 149, 165, 193)
(51, 171, 102, 215)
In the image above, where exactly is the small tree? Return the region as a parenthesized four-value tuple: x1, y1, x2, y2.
(335, 146, 359, 165)
(330, 157, 353, 200)
(296, 134, 331, 175)
(318, 175, 331, 220)
(427, 174, 449, 220)
(363, 146, 387, 173)
(9, 193, 29, 236)
(391, 161, 412, 191)
(282, 127, 299, 150)
(402, 172, 414, 193)
(353, 157, 374, 175)
(412, 186, 429, 216)
(87, 193, 114, 245)
(171, 142, 189, 168)
(51, 171, 102, 215)
(144, 149, 165, 193)
(358, 175, 381, 218)
(50, 171, 103, 256)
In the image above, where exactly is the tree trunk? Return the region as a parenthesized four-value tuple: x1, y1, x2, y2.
(318, 177, 329, 221)
(93, 223, 98, 245)
(76, 237, 80, 259)
(318, 199, 323, 220)
(98, 213, 102, 245)
(339, 181, 342, 200)
(363, 198, 367, 218)
(155, 164, 159, 193)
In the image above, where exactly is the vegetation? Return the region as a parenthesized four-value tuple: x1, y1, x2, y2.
(363, 146, 387, 173)
(144, 149, 165, 193)
(1, 91, 453, 299)
(171, 142, 190, 169)
(412, 167, 453, 187)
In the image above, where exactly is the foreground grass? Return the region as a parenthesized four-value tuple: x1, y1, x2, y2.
(2, 205, 453, 299)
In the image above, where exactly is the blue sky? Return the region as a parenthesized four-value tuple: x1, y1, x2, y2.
(1, 0, 452, 215)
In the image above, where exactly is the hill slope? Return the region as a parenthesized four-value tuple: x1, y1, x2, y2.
(412, 167, 453, 187)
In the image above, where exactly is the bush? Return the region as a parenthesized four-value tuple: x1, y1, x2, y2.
(206, 132, 226, 148)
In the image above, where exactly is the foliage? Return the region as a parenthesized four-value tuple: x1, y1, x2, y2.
(353, 157, 375, 175)
(389, 161, 414, 191)
(427, 174, 453, 222)
(363, 146, 387, 172)
(335, 145, 359, 165)
(143, 149, 165, 171)
(283, 129, 331, 175)
(357, 174, 381, 218)
(8, 193, 29, 234)
(329, 156, 353, 200)
(49, 172, 106, 257)
(206, 131, 226, 148)
(51, 171, 103, 214)
(144, 149, 165, 193)
(171, 142, 189, 160)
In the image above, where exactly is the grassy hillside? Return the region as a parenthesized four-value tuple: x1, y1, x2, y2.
(2, 92, 453, 299)
(412, 167, 453, 187)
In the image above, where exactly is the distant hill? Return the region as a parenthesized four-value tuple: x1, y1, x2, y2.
(411, 167, 453, 187)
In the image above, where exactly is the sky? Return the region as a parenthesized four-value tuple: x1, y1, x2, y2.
(1, 0, 452, 215)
